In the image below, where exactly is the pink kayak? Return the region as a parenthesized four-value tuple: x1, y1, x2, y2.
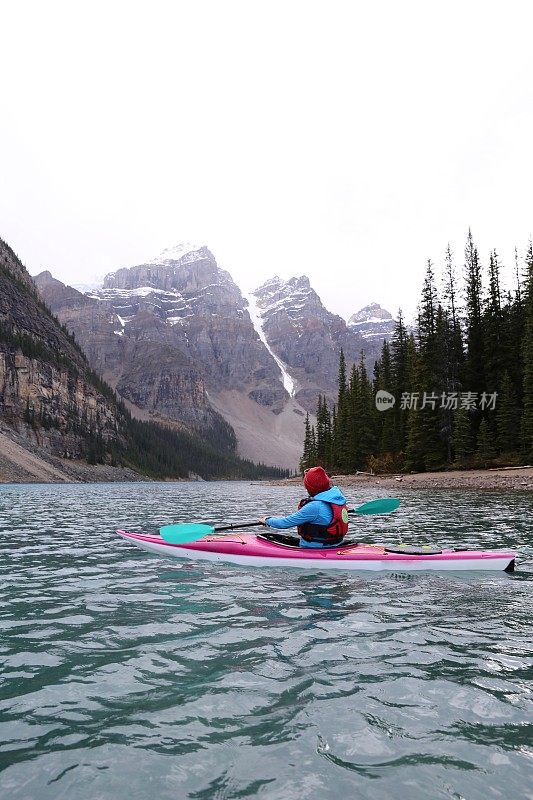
(116, 530, 516, 572)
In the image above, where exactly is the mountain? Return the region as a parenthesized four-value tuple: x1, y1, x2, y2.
(35, 246, 308, 469)
(0, 238, 128, 474)
(34, 267, 233, 442)
(32, 245, 396, 469)
(1, 237, 288, 481)
(98, 244, 286, 405)
(250, 276, 390, 410)
(347, 302, 396, 342)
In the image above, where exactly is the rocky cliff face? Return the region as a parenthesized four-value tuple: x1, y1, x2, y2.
(0, 239, 124, 460)
(97, 245, 287, 402)
(34, 246, 299, 462)
(34, 271, 229, 439)
(34, 270, 121, 373)
(251, 276, 388, 410)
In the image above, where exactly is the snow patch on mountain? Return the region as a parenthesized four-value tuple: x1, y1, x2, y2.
(246, 292, 296, 397)
(148, 243, 204, 265)
(99, 286, 183, 299)
(253, 276, 317, 331)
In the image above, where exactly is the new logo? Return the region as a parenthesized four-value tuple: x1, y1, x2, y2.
(375, 390, 396, 411)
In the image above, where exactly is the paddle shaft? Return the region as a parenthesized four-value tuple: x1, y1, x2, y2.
(213, 521, 264, 533)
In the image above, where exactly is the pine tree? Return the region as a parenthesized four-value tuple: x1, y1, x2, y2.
(463, 229, 485, 394)
(309, 425, 318, 464)
(502, 288, 525, 410)
(476, 418, 497, 465)
(405, 261, 447, 470)
(496, 371, 520, 455)
(520, 241, 533, 460)
(355, 352, 376, 469)
(484, 249, 505, 392)
(391, 309, 409, 451)
(347, 362, 360, 470)
(334, 350, 352, 470)
(500, 247, 527, 402)
(324, 404, 333, 467)
(404, 337, 426, 472)
(315, 395, 332, 468)
(419, 260, 438, 348)
(514, 246, 522, 306)
(300, 413, 313, 472)
(375, 340, 396, 453)
(434, 305, 454, 463)
(452, 406, 474, 465)
(443, 244, 460, 329)
(338, 348, 347, 405)
(330, 405, 337, 468)
(315, 396, 325, 464)
(442, 244, 464, 394)
(324, 404, 332, 469)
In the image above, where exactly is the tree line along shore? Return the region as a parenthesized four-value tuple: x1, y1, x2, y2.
(301, 232, 533, 477)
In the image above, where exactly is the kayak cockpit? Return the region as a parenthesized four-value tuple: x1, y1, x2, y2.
(257, 533, 444, 555)
(258, 532, 359, 550)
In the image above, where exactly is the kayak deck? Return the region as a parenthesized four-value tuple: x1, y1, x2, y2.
(116, 530, 516, 572)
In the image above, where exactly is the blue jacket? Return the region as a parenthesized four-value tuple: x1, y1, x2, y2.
(266, 486, 348, 530)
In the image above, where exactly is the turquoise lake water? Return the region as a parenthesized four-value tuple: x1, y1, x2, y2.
(0, 482, 532, 799)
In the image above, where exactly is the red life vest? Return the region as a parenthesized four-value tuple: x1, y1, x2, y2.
(296, 497, 349, 545)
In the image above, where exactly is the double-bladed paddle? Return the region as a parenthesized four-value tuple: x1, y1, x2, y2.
(159, 498, 400, 544)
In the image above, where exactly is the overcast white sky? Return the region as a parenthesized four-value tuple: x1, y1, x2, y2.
(1, 1, 532, 321)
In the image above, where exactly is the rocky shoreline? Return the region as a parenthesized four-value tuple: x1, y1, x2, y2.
(0, 425, 147, 484)
(267, 466, 533, 492)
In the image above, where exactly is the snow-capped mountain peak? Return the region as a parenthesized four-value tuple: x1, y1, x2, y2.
(252, 275, 317, 323)
(347, 303, 396, 339)
(148, 243, 205, 265)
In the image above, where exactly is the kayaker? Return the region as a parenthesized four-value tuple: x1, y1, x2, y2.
(259, 466, 349, 547)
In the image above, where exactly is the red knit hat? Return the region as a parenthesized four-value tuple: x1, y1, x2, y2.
(303, 466, 331, 496)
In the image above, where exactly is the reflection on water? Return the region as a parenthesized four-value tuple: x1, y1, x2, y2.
(0, 482, 531, 800)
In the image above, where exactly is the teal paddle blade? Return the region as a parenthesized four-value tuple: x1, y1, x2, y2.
(353, 498, 400, 515)
(160, 523, 215, 544)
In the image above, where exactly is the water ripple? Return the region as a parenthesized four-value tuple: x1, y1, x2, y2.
(0, 482, 531, 799)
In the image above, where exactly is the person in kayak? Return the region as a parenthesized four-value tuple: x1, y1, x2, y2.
(259, 466, 349, 548)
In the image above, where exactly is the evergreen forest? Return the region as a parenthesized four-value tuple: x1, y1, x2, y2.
(301, 232, 533, 474)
